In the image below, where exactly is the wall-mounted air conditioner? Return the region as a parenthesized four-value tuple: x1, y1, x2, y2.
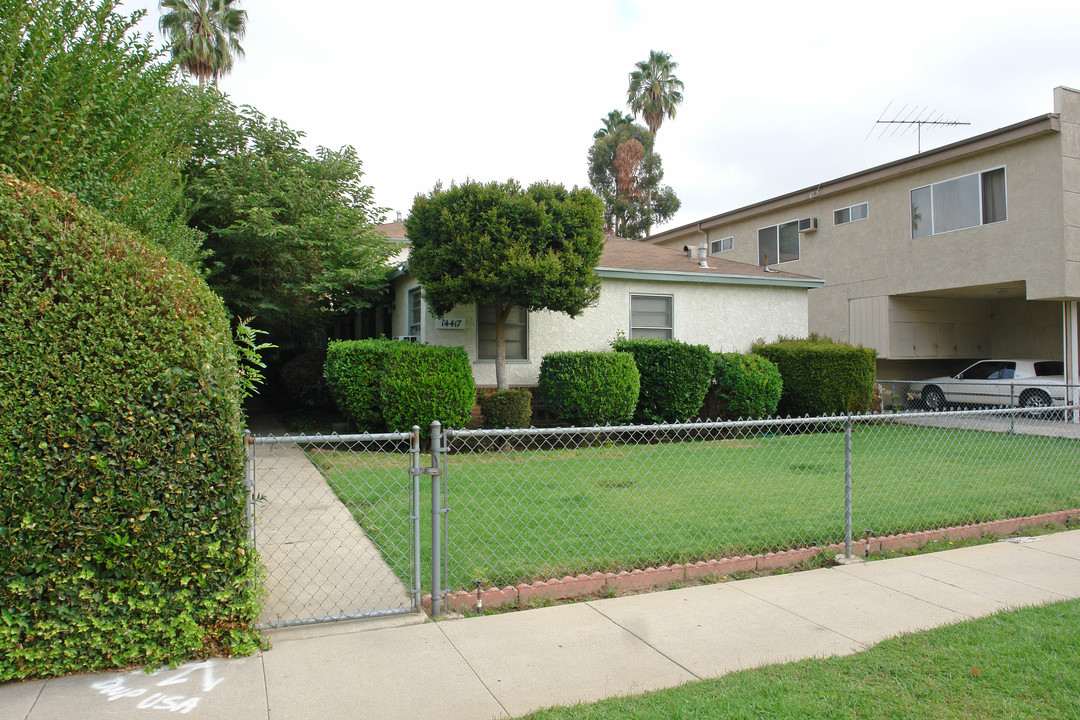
(798, 217, 818, 232)
(394, 335, 419, 342)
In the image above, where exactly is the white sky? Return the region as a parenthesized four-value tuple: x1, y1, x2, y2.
(125, 0, 1080, 232)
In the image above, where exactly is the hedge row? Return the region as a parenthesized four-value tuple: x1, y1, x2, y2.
(612, 338, 713, 423)
(0, 177, 260, 681)
(538, 351, 640, 426)
(753, 334, 876, 416)
(324, 340, 475, 434)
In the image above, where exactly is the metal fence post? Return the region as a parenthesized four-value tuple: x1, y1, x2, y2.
(410, 426, 422, 610)
(1010, 382, 1016, 434)
(244, 429, 256, 546)
(429, 421, 443, 618)
(844, 415, 853, 560)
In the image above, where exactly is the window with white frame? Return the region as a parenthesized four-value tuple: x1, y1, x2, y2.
(911, 167, 1006, 238)
(833, 202, 868, 226)
(477, 304, 527, 360)
(630, 294, 673, 340)
(709, 236, 733, 254)
(407, 287, 422, 336)
(757, 220, 800, 266)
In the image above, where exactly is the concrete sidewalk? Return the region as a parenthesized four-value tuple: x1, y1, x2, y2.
(5, 530, 1079, 720)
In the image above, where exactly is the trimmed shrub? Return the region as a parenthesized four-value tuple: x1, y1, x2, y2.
(478, 389, 533, 429)
(281, 347, 335, 410)
(324, 339, 396, 431)
(380, 343, 475, 433)
(711, 353, 783, 420)
(612, 337, 713, 423)
(538, 351, 640, 426)
(753, 334, 877, 417)
(0, 176, 260, 681)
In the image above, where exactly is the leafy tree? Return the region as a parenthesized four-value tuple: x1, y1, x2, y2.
(405, 180, 606, 389)
(0, 0, 206, 264)
(182, 92, 393, 341)
(159, 0, 247, 86)
(587, 122, 680, 239)
(627, 50, 684, 137)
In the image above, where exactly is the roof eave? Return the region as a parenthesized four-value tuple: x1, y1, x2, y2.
(597, 267, 823, 288)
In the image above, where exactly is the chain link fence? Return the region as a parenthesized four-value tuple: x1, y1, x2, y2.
(248, 405, 1080, 623)
(437, 406, 1080, 601)
(246, 431, 420, 628)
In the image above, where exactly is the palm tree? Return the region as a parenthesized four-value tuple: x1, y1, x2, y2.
(626, 50, 684, 137)
(159, 0, 247, 86)
(593, 110, 636, 140)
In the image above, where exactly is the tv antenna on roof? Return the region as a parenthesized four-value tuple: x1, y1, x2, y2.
(866, 102, 970, 153)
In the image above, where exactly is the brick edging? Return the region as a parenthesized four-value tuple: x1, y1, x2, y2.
(421, 510, 1079, 613)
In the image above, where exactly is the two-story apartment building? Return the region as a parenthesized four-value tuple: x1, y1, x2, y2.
(647, 86, 1080, 393)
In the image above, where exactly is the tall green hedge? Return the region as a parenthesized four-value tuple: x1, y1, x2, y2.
(753, 335, 877, 417)
(0, 177, 260, 681)
(711, 353, 783, 420)
(380, 343, 476, 434)
(324, 339, 397, 431)
(612, 338, 714, 423)
(538, 351, 640, 426)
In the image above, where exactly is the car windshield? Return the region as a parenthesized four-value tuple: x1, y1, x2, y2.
(1034, 361, 1064, 376)
(959, 361, 1015, 380)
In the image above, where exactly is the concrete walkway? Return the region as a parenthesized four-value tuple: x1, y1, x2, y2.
(245, 419, 414, 627)
(4, 530, 1079, 720)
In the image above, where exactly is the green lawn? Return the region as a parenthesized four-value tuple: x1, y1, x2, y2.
(308, 424, 1080, 592)
(516, 598, 1080, 720)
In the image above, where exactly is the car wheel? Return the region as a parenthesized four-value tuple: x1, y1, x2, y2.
(1019, 389, 1052, 409)
(922, 386, 946, 411)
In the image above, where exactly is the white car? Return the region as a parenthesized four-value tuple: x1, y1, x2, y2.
(912, 359, 1066, 411)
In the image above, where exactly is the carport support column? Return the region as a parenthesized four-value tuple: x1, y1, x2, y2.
(430, 421, 443, 618)
(1067, 301, 1080, 423)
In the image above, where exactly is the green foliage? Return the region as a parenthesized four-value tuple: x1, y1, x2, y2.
(711, 353, 783, 420)
(587, 122, 680, 239)
(323, 339, 397, 431)
(279, 347, 334, 412)
(538, 352, 640, 426)
(183, 91, 393, 332)
(626, 50, 685, 136)
(0, 0, 206, 264)
(234, 318, 275, 401)
(380, 344, 476, 434)
(0, 177, 260, 681)
(752, 334, 877, 417)
(478, 389, 533, 429)
(405, 179, 605, 389)
(612, 338, 713, 424)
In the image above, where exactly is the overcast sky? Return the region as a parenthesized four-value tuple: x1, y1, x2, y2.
(126, 0, 1080, 232)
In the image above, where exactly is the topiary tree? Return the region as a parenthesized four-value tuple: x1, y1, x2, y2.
(405, 180, 605, 389)
(753, 334, 877, 417)
(0, 176, 260, 681)
(612, 337, 713, 423)
(538, 351, 640, 426)
(710, 353, 783, 420)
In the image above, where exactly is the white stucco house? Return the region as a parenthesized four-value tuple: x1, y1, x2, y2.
(370, 226, 822, 387)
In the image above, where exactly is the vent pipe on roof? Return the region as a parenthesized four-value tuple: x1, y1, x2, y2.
(698, 243, 708, 268)
(683, 245, 693, 258)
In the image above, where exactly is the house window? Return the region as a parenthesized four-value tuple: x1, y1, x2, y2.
(911, 167, 1006, 238)
(709, 236, 733, 254)
(757, 220, 800, 266)
(630, 294, 673, 340)
(477, 304, 527, 360)
(407, 287, 422, 336)
(833, 202, 868, 226)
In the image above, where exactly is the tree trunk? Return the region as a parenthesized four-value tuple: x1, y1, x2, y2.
(495, 303, 512, 390)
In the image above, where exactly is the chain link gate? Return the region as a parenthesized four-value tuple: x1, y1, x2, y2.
(245, 429, 423, 628)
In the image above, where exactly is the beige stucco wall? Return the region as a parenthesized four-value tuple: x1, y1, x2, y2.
(652, 87, 1080, 365)
(391, 274, 808, 386)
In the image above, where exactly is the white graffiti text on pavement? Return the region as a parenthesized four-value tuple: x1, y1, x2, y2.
(89, 659, 225, 714)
